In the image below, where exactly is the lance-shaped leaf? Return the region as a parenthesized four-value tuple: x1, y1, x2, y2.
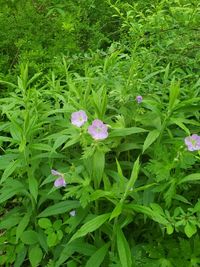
(69, 213, 110, 243)
(117, 226, 132, 267)
(143, 129, 160, 153)
(85, 242, 110, 267)
(122, 157, 140, 201)
(38, 200, 80, 217)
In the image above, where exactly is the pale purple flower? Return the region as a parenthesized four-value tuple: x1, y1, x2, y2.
(54, 177, 66, 188)
(71, 110, 88, 127)
(69, 210, 76, 217)
(51, 169, 66, 188)
(88, 119, 108, 140)
(184, 134, 200, 151)
(136, 95, 143, 103)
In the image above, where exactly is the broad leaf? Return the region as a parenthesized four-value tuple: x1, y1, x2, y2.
(21, 230, 38, 245)
(29, 245, 43, 267)
(184, 222, 197, 238)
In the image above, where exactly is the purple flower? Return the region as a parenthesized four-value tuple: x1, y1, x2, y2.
(88, 119, 108, 140)
(184, 134, 200, 151)
(71, 110, 88, 127)
(51, 169, 66, 188)
(54, 177, 66, 188)
(136, 95, 143, 103)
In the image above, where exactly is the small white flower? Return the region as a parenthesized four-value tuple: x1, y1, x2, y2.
(69, 210, 76, 217)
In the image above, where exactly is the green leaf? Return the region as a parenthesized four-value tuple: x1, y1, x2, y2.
(143, 69, 165, 82)
(170, 118, 190, 135)
(0, 215, 21, 230)
(14, 244, 27, 267)
(168, 79, 180, 111)
(116, 159, 126, 192)
(163, 63, 170, 85)
(166, 224, 174, 235)
(110, 127, 147, 137)
(27, 72, 42, 87)
(38, 200, 80, 217)
(53, 219, 62, 230)
(133, 183, 156, 192)
(30, 143, 53, 152)
(47, 232, 57, 247)
(90, 190, 113, 201)
(0, 154, 18, 170)
(0, 80, 17, 88)
(117, 226, 132, 267)
(16, 213, 31, 242)
(53, 135, 69, 150)
(38, 218, 52, 229)
(37, 229, 48, 253)
(69, 213, 110, 243)
(93, 149, 105, 187)
(0, 160, 18, 183)
(127, 204, 168, 225)
(0, 136, 12, 142)
(57, 230, 63, 240)
(55, 240, 96, 267)
(55, 243, 77, 267)
(21, 230, 38, 245)
(66, 261, 78, 267)
(29, 245, 43, 267)
(92, 87, 107, 118)
(128, 156, 140, 189)
(173, 194, 191, 205)
(110, 202, 123, 221)
(193, 201, 200, 213)
(117, 143, 141, 153)
(184, 222, 197, 238)
(0, 179, 25, 203)
(62, 136, 80, 150)
(10, 121, 22, 141)
(28, 175, 38, 202)
(142, 129, 160, 153)
(85, 243, 110, 267)
(123, 157, 140, 200)
(178, 173, 200, 184)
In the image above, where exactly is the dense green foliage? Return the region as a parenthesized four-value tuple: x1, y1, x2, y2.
(0, 0, 200, 266)
(0, 0, 118, 77)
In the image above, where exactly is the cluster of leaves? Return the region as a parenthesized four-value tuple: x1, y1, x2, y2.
(0, 0, 200, 266)
(0, 58, 199, 266)
(0, 0, 119, 80)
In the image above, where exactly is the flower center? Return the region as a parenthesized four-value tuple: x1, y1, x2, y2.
(191, 139, 197, 146)
(95, 127, 102, 133)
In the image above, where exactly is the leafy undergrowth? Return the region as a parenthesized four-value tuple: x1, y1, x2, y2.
(0, 0, 200, 266)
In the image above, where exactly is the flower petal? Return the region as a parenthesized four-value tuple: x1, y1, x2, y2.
(54, 177, 66, 188)
(71, 110, 88, 127)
